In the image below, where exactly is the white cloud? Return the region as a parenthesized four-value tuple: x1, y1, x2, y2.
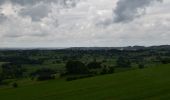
(0, 0, 169, 47)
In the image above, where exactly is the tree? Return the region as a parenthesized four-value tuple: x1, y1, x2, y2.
(65, 61, 89, 75)
(31, 68, 56, 81)
(100, 66, 115, 75)
(100, 66, 107, 75)
(108, 66, 115, 74)
(161, 58, 170, 64)
(1, 63, 25, 79)
(138, 63, 145, 69)
(116, 56, 131, 68)
(87, 61, 102, 69)
(0, 74, 3, 84)
(12, 82, 18, 88)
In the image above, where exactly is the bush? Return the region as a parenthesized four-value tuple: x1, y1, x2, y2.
(138, 64, 145, 69)
(116, 56, 131, 68)
(108, 67, 115, 74)
(100, 66, 115, 75)
(87, 61, 102, 69)
(161, 58, 170, 64)
(12, 82, 18, 88)
(65, 60, 89, 75)
(0, 75, 3, 84)
(1, 63, 25, 79)
(100, 66, 107, 75)
(31, 68, 56, 81)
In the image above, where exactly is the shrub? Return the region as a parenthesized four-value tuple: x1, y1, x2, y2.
(100, 66, 108, 75)
(0, 74, 3, 84)
(87, 61, 102, 69)
(1, 63, 25, 79)
(108, 67, 115, 74)
(161, 58, 170, 64)
(116, 56, 131, 68)
(12, 82, 18, 88)
(138, 64, 145, 69)
(65, 60, 89, 75)
(31, 68, 56, 81)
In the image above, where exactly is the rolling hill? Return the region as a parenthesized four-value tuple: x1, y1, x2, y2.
(0, 64, 170, 100)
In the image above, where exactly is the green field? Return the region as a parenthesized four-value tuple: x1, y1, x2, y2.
(0, 64, 170, 100)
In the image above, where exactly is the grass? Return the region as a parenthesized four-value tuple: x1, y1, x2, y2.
(0, 64, 170, 100)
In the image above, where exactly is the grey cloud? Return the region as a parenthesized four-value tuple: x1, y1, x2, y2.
(0, 13, 7, 23)
(113, 0, 163, 23)
(96, 19, 113, 28)
(9, 0, 39, 5)
(0, 0, 82, 22)
(3, 31, 49, 38)
(0, 0, 81, 7)
(0, 0, 35, 5)
(0, 0, 5, 5)
(17, 0, 81, 21)
(0, 0, 47, 5)
(29, 32, 49, 37)
(19, 3, 50, 21)
(58, 0, 81, 8)
(3, 33, 22, 38)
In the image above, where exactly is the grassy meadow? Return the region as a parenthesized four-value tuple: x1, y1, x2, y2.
(0, 64, 170, 100)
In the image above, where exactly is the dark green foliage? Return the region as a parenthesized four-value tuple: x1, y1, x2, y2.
(87, 61, 102, 69)
(161, 58, 170, 64)
(1, 63, 25, 79)
(12, 82, 18, 88)
(138, 63, 145, 69)
(65, 61, 89, 75)
(100, 66, 115, 75)
(116, 56, 131, 68)
(0, 56, 43, 65)
(0, 46, 170, 84)
(0, 74, 3, 84)
(108, 67, 115, 74)
(31, 68, 56, 81)
(100, 66, 108, 75)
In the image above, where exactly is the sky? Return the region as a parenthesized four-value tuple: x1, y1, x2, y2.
(0, 0, 170, 47)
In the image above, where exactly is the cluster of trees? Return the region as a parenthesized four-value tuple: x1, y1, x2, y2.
(0, 74, 3, 84)
(0, 56, 44, 65)
(160, 58, 170, 64)
(65, 60, 114, 75)
(65, 61, 89, 75)
(1, 63, 25, 79)
(63, 60, 115, 81)
(116, 56, 131, 68)
(0, 56, 135, 83)
(0, 63, 57, 83)
(116, 56, 146, 69)
(31, 68, 56, 81)
(1, 48, 170, 84)
(0, 63, 25, 85)
(101, 66, 115, 74)
(29, 60, 116, 81)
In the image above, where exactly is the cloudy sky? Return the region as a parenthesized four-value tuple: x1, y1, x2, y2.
(0, 0, 169, 47)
